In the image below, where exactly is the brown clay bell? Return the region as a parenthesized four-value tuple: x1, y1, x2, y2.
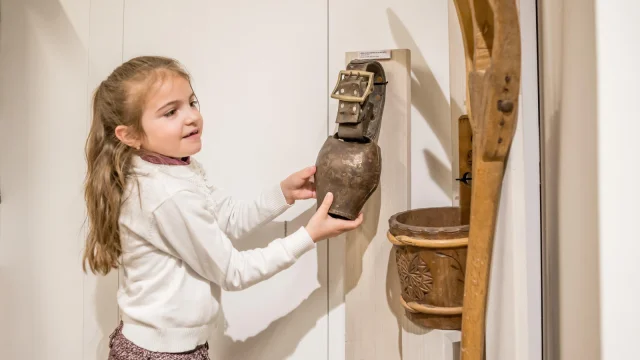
(314, 59, 387, 220)
(315, 135, 381, 220)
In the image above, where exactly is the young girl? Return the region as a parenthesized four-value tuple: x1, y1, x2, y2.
(83, 56, 363, 359)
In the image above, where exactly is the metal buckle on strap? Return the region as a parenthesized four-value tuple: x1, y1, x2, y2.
(330, 70, 374, 103)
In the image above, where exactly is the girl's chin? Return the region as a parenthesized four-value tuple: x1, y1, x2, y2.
(185, 142, 202, 155)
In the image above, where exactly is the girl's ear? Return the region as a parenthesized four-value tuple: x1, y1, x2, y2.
(115, 125, 141, 150)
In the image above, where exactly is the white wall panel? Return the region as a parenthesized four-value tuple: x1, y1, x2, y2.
(123, 0, 328, 221)
(539, 0, 600, 359)
(595, 1, 640, 359)
(121, 1, 329, 359)
(0, 0, 90, 358)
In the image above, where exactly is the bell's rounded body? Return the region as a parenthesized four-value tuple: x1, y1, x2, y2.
(315, 135, 381, 220)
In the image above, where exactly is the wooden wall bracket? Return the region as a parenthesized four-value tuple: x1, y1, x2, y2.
(456, 114, 473, 226)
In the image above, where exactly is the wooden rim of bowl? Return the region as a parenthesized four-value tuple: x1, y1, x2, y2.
(388, 207, 470, 238)
(387, 231, 468, 248)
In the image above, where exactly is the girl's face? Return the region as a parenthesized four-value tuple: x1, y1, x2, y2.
(138, 73, 203, 158)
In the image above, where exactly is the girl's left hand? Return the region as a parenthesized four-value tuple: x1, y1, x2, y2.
(280, 166, 317, 205)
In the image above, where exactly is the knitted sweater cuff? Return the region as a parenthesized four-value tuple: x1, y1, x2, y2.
(280, 226, 316, 259)
(262, 183, 292, 217)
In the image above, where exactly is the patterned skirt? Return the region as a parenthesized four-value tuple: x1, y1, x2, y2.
(108, 322, 210, 360)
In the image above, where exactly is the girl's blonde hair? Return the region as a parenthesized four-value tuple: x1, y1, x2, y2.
(83, 56, 191, 275)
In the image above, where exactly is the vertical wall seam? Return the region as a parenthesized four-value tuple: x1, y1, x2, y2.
(326, 0, 331, 358)
(83, 0, 94, 357)
(121, 0, 126, 64)
(118, 0, 126, 324)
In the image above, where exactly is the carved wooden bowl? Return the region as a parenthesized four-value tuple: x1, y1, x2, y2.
(387, 207, 469, 330)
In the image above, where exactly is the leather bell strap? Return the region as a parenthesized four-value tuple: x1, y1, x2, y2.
(330, 60, 387, 142)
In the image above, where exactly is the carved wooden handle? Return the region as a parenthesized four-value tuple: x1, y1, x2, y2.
(477, 0, 521, 162)
(400, 296, 464, 316)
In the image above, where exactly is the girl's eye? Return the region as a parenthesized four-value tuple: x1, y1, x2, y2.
(190, 100, 199, 109)
(164, 109, 176, 117)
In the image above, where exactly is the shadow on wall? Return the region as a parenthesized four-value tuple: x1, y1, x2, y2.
(544, 104, 562, 360)
(208, 205, 332, 360)
(344, 186, 382, 295)
(384, 6, 466, 335)
(541, 0, 601, 358)
(386, 8, 464, 199)
(0, 1, 33, 358)
(206, 188, 401, 359)
(207, 187, 400, 359)
(93, 272, 119, 358)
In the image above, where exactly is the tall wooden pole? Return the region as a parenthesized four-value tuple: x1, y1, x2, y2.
(451, 0, 522, 359)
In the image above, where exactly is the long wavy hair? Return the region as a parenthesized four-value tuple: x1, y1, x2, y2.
(82, 56, 191, 275)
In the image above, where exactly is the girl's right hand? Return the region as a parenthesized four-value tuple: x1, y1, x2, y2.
(305, 192, 364, 242)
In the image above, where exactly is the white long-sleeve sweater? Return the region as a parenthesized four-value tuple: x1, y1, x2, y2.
(116, 155, 316, 352)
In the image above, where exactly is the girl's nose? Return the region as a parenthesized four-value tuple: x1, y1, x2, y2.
(185, 110, 201, 124)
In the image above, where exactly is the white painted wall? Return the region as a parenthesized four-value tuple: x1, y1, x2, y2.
(0, 0, 542, 359)
(539, 1, 601, 359)
(541, 1, 640, 359)
(0, 0, 90, 358)
(484, 1, 543, 359)
(120, 1, 330, 359)
(594, 2, 640, 359)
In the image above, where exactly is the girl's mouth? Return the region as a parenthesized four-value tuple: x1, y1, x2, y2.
(183, 129, 199, 138)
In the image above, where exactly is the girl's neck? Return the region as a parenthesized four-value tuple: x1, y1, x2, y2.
(139, 150, 190, 166)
